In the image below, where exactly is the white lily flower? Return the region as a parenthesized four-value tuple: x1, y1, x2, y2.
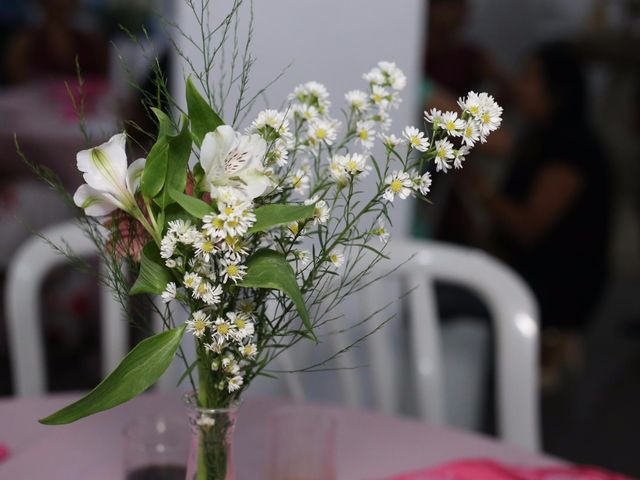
(73, 133, 145, 216)
(199, 125, 272, 200)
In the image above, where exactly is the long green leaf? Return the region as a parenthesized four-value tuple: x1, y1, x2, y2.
(157, 118, 192, 209)
(239, 250, 313, 336)
(40, 325, 186, 425)
(186, 78, 224, 147)
(140, 138, 169, 199)
(248, 204, 315, 234)
(168, 189, 213, 219)
(130, 242, 171, 295)
(151, 107, 173, 137)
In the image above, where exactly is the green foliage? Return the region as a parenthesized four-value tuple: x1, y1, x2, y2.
(239, 249, 313, 336)
(169, 189, 214, 219)
(140, 138, 169, 199)
(130, 242, 172, 295)
(248, 204, 315, 234)
(39, 325, 186, 425)
(186, 77, 224, 147)
(156, 118, 193, 209)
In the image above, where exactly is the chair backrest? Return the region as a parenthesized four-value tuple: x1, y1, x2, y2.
(5, 220, 128, 396)
(284, 238, 540, 451)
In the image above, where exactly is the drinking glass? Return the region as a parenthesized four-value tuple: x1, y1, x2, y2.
(123, 416, 189, 480)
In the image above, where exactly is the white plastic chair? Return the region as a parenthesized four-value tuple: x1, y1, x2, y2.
(285, 239, 540, 451)
(5, 220, 128, 396)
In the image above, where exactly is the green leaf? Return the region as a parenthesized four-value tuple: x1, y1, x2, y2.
(130, 242, 172, 295)
(239, 249, 313, 337)
(140, 138, 169, 199)
(168, 189, 213, 219)
(248, 204, 315, 234)
(186, 77, 224, 147)
(151, 107, 173, 137)
(40, 325, 186, 425)
(156, 117, 193, 209)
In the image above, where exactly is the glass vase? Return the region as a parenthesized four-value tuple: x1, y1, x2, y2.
(184, 392, 239, 480)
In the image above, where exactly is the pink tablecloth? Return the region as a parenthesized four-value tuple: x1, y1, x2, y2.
(0, 393, 561, 479)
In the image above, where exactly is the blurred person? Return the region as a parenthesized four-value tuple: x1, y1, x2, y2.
(469, 42, 612, 390)
(4, 0, 108, 84)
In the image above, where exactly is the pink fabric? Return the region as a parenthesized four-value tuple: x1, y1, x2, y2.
(378, 459, 631, 480)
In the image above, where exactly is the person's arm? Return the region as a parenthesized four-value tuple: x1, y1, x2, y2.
(477, 164, 584, 248)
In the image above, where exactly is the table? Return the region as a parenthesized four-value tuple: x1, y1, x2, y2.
(0, 393, 561, 479)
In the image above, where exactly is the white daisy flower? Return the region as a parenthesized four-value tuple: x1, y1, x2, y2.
(265, 139, 289, 167)
(228, 312, 254, 340)
(304, 196, 330, 224)
(434, 139, 455, 173)
(383, 171, 413, 202)
(291, 81, 331, 113)
(453, 146, 471, 169)
(345, 90, 368, 113)
(329, 250, 345, 268)
(402, 126, 429, 152)
(291, 249, 311, 267)
(372, 218, 390, 243)
(291, 103, 319, 123)
(194, 238, 216, 262)
(219, 259, 247, 284)
(308, 119, 338, 146)
(441, 111, 465, 137)
(380, 133, 404, 149)
(241, 343, 258, 359)
(186, 311, 212, 338)
(237, 299, 256, 316)
(161, 282, 177, 303)
(160, 234, 177, 259)
(370, 85, 392, 110)
(461, 120, 481, 147)
(288, 169, 310, 195)
(227, 375, 244, 393)
(424, 108, 444, 129)
(458, 91, 482, 117)
(250, 109, 290, 139)
(329, 158, 349, 185)
(211, 315, 236, 345)
(183, 272, 201, 290)
(336, 153, 368, 176)
(355, 120, 376, 150)
(370, 110, 392, 130)
(286, 221, 304, 239)
(167, 219, 192, 238)
(377, 61, 407, 91)
(412, 171, 433, 196)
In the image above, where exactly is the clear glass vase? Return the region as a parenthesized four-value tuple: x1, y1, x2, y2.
(184, 393, 239, 480)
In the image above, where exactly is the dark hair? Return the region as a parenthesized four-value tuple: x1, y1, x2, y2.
(532, 42, 587, 121)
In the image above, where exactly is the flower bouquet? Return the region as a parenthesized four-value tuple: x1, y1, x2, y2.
(32, 3, 502, 479)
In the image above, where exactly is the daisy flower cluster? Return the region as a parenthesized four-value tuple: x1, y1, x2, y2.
(381, 91, 502, 203)
(158, 189, 258, 394)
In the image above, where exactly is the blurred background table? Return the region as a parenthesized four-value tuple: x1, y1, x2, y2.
(0, 392, 562, 480)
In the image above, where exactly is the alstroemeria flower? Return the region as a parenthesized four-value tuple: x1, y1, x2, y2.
(199, 125, 272, 200)
(73, 133, 145, 217)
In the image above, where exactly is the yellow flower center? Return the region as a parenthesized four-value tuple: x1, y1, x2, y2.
(390, 179, 403, 193)
(213, 218, 224, 229)
(201, 242, 214, 252)
(235, 319, 246, 330)
(289, 223, 299, 235)
(218, 324, 230, 335)
(197, 284, 208, 295)
(315, 128, 327, 139)
(194, 319, 206, 331)
(481, 112, 491, 124)
(224, 206, 234, 215)
(226, 265, 239, 277)
(359, 130, 369, 141)
(346, 160, 358, 171)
